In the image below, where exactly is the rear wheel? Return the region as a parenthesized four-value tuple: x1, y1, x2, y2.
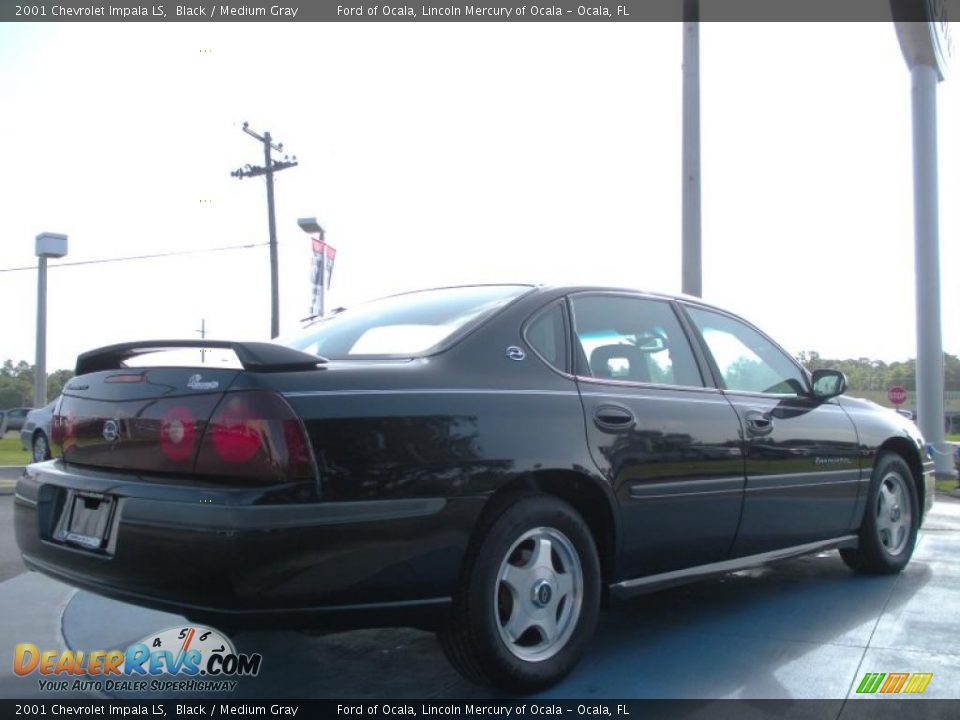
(841, 452, 919, 574)
(439, 494, 601, 692)
(32, 432, 50, 462)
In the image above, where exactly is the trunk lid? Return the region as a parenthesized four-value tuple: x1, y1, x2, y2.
(56, 368, 241, 474)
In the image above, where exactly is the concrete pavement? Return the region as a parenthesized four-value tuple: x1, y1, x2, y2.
(0, 496, 25, 582)
(0, 466, 24, 491)
(1, 496, 958, 701)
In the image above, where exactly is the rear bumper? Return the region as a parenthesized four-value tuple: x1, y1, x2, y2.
(15, 461, 482, 630)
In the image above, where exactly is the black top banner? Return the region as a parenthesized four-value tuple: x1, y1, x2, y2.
(2, 0, 959, 22)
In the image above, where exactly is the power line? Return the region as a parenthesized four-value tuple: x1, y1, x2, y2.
(0, 241, 269, 273)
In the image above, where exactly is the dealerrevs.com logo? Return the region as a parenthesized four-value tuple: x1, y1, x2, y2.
(14, 626, 262, 693)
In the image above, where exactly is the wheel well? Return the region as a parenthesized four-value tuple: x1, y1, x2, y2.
(477, 471, 618, 590)
(879, 437, 924, 511)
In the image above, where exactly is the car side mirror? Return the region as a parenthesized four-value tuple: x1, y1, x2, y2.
(811, 369, 847, 399)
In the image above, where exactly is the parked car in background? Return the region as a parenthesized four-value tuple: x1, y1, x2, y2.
(1, 407, 33, 433)
(19, 400, 56, 462)
(14, 285, 937, 691)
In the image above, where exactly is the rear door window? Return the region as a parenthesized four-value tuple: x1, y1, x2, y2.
(570, 295, 704, 388)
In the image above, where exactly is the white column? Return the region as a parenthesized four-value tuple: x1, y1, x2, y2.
(910, 63, 954, 478)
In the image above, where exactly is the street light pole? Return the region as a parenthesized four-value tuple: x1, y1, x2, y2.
(681, 0, 702, 298)
(34, 232, 68, 408)
(35, 254, 47, 407)
(232, 123, 298, 339)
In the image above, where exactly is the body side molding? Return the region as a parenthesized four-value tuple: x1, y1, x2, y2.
(610, 535, 859, 599)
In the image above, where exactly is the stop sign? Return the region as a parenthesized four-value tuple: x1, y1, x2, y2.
(888, 386, 907, 405)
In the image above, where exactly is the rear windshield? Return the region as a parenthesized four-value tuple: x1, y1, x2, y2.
(280, 285, 532, 359)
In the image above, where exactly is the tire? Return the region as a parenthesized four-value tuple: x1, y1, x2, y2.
(841, 452, 919, 574)
(32, 432, 51, 463)
(439, 494, 601, 692)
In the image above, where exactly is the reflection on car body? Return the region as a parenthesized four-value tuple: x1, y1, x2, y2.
(2, 407, 33, 433)
(19, 400, 56, 462)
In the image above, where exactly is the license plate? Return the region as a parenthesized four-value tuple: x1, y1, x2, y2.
(57, 491, 115, 551)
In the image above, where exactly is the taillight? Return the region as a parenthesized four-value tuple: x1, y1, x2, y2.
(195, 391, 315, 482)
(160, 406, 197, 462)
(210, 400, 261, 463)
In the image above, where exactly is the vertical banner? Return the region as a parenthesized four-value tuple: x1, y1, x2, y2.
(324, 242, 337, 290)
(309, 230, 337, 318)
(309, 231, 324, 318)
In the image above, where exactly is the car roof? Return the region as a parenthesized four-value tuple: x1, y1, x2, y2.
(526, 284, 732, 313)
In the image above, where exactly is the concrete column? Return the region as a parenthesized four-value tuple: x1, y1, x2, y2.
(910, 63, 955, 479)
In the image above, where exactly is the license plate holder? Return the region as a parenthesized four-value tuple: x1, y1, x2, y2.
(55, 491, 116, 551)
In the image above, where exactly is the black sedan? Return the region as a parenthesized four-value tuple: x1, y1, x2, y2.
(14, 285, 935, 691)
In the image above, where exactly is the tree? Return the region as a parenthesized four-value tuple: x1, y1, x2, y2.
(46, 369, 75, 402)
(795, 352, 960, 394)
(0, 360, 74, 408)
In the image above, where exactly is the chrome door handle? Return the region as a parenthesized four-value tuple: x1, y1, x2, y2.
(594, 405, 635, 431)
(744, 410, 773, 436)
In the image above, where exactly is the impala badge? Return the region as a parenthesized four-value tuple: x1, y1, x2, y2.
(187, 374, 219, 391)
(506, 346, 526, 361)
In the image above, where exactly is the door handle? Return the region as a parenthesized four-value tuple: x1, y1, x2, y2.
(594, 405, 635, 431)
(744, 410, 774, 436)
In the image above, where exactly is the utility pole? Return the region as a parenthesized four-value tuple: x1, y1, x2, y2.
(231, 122, 298, 339)
(195, 318, 206, 364)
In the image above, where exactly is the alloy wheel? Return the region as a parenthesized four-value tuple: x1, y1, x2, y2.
(494, 526, 583, 662)
(876, 470, 912, 556)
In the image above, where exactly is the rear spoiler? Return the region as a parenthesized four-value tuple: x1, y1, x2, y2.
(75, 340, 327, 375)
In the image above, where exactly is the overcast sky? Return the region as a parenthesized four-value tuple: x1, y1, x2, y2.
(1, 21, 958, 371)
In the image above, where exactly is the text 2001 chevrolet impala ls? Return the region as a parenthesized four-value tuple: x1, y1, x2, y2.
(15, 285, 934, 691)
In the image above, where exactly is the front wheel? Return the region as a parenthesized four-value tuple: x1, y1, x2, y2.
(439, 494, 601, 692)
(841, 452, 919, 574)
